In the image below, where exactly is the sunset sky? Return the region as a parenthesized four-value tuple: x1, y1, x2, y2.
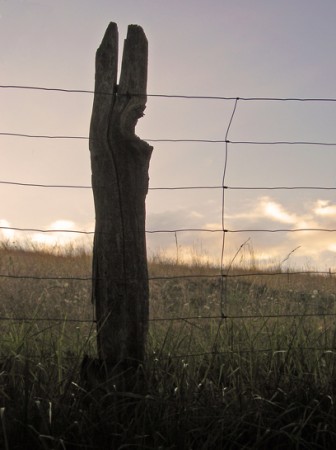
(1, 0, 336, 270)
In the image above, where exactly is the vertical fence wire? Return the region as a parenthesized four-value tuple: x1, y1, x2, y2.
(220, 98, 239, 318)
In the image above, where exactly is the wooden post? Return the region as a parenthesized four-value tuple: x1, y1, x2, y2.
(89, 23, 153, 371)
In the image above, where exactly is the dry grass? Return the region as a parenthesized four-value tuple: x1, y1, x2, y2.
(0, 243, 336, 449)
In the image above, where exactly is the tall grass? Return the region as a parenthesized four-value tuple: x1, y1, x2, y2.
(0, 243, 336, 449)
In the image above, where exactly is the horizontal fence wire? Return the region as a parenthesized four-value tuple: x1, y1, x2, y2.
(2, 226, 336, 235)
(1, 84, 336, 359)
(2, 180, 336, 190)
(0, 274, 93, 280)
(1, 312, 336, 325)
(0, 270, 335, 281)
(3, 84, 336, 102)
(0, 316, 95, 323)
(3, 131, 336, 146)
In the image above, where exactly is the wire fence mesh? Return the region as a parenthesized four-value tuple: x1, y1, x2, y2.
(1, 85, 336, 359)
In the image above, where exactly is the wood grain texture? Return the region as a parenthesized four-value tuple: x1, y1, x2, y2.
(89, 22, 153, 368)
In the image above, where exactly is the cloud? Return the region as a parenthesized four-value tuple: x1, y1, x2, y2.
(0, 219, 15, 240)
(32, 221, 74, 247)
(145, 196, 336, 270)
(2, 195, 336, 269)
(313, 200, 336, 217)
(262, 199, 298, 224)
(225, 196, 308, 227)
(224, 196, 336, 269)
(31, 219, 92, 251)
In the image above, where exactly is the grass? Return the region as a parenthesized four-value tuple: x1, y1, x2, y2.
(0, 242, 336, 449)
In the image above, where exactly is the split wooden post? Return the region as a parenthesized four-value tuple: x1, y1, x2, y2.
(89, 22, 153, 369)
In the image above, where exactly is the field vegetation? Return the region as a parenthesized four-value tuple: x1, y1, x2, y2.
(0, 242, 336, 449)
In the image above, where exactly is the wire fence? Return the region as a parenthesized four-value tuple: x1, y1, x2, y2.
(1, 84, 336, 358)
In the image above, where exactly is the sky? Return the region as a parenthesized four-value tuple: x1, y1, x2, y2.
(1, 0, 336, 270)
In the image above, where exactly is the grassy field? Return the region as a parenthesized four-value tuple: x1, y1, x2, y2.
(0, 243, 336, 449)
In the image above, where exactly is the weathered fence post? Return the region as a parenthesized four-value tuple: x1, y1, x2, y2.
(88, 22, 153, 375)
